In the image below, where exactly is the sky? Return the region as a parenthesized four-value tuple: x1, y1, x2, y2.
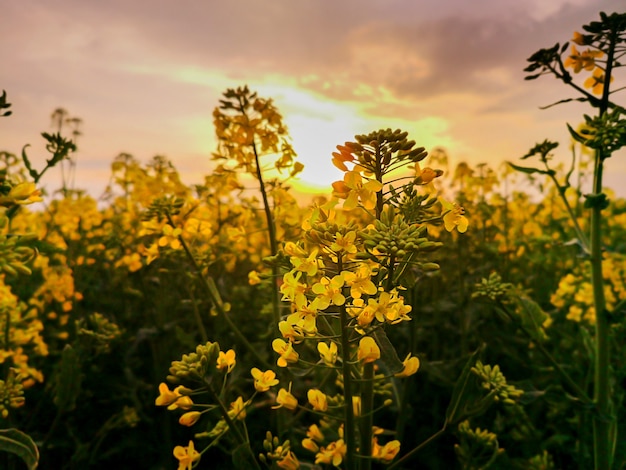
(2, 0, 625, 200)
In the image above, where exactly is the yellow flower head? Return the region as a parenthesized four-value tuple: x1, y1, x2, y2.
(216, 349, 236, 373)
(173, 440, 201, 470)
(307, 389, 328, 412)
(317, 341, 338, 366)
(274, 386, 298, 411)
(372, 439, 401, 462)
(441, 199, 469, 233)
(357, 336, 380, 363)
(315, 439, 347, 467)
(564, 45, 603, 73)
(2, 182, 43, 206)
(272, 338, 300, 367)
(332, 171, 382, 210)
(584, 67, 614, 96)
(155, 382, 180, 407)
(229, 396, 248, 420)
(277, 450, 300, 470)
(395, 354, 420, 378)
(179, 411, 202, 427)
(251, 368, 279, 392)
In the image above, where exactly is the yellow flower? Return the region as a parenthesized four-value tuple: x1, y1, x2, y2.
(0, 182, 43, 206)
(302, 437, 319, 453)
(331, 145, 355, 172)
(315, 439, 347, 467)
(272, 338, 300, 367)
(158, 224, 182, 249)
(332, 171, 382, 210)
(584, 67, 613, 95)
(277, 451, 300, 469)
(330, 231, 358, 254)
(417, 167, 440, 184)
(248, 270, 261, 285)
(228, 396, 247, 420)
(216, 349, 236, 372)
(307, 389, 328, 412)
(395, 354, 420, 378)
(155, 382, 179, 406)
(251, 368, 279, 392)
(291, 247, 323, 276)
(317, 342, 338, 366)
(179, 411, 202, 427)
(358, 337, 380, 364)
(572, 31, 587, 45)
(173, 395, 194, 411)
(441, 199, 469, 233)
(564, 45, 603, 73)
(343, 265, 378, 299)
(274, 384, 298, 410)
(312, 274, 346, 308)
(372, 439, 401, 462)
(280, 270, 307, 305)
(307, 423, 325, 442)
(173, 440, 201, 470)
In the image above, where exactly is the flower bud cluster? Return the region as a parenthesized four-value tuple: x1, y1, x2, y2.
(361, 209, 441, 262)
(471, 361, 524, 405)
(167, 341, 220, 383)
(141, 196, 185, 222)
(0, 231, 38, 276)
(0, 369, 25, 418)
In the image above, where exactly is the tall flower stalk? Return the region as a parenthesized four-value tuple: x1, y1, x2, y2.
(519, 12, 626, 469)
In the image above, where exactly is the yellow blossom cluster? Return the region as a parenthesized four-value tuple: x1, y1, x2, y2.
(564, 32, 612, 95)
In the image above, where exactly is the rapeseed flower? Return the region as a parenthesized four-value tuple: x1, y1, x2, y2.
(216, 349, 236, 373)
(317, 342, 338, 366)
(251, 368, 279, 392)
(315, 439, 347, 467)
(274, 384, 298, 410)
(358, 337, 380, 363)
(395, 354, 420, 378)
(441, 199, 469, 233)
(277, 451, 300, 469)
(272, 338, 300, 367)
(307, 389, 328, 412)
(584, 67, 613, 95)
(173, 440, 200, 470)
(564, 45, 603, 73)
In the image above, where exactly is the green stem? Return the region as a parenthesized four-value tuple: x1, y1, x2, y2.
(339, 258, 357, 470)
(544, 168, 590, 253)
(387, 426, 447, 470)
(497, 301, 591, 404)
(204, 378, 262, 470)
(241, 98, 281, 334)
(591, 28, 616, 470)
(359, 362, 374, 470)
(171, 215, 272, 370)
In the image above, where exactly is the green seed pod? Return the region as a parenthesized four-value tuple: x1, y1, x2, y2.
(420, 262, 440, 272)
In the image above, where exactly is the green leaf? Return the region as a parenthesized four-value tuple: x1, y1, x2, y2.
(445, 345, 484, 425)
(371, 328, 404, 375)
(567, 123, 590, 146)
(507, 162, 548, 176)
(517, 297, 549, 343)
(0, 428, 39, 469)
(21, 145, 39, 181)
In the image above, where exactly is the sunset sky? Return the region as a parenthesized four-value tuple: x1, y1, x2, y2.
(3, 0, 625, 199)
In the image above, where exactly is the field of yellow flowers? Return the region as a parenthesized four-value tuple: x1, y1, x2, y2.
(1, 11, 625, 470)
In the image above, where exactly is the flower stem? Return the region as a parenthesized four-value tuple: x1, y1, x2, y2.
(338, 257, 357, 470)
(590, 27, 617, 470)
